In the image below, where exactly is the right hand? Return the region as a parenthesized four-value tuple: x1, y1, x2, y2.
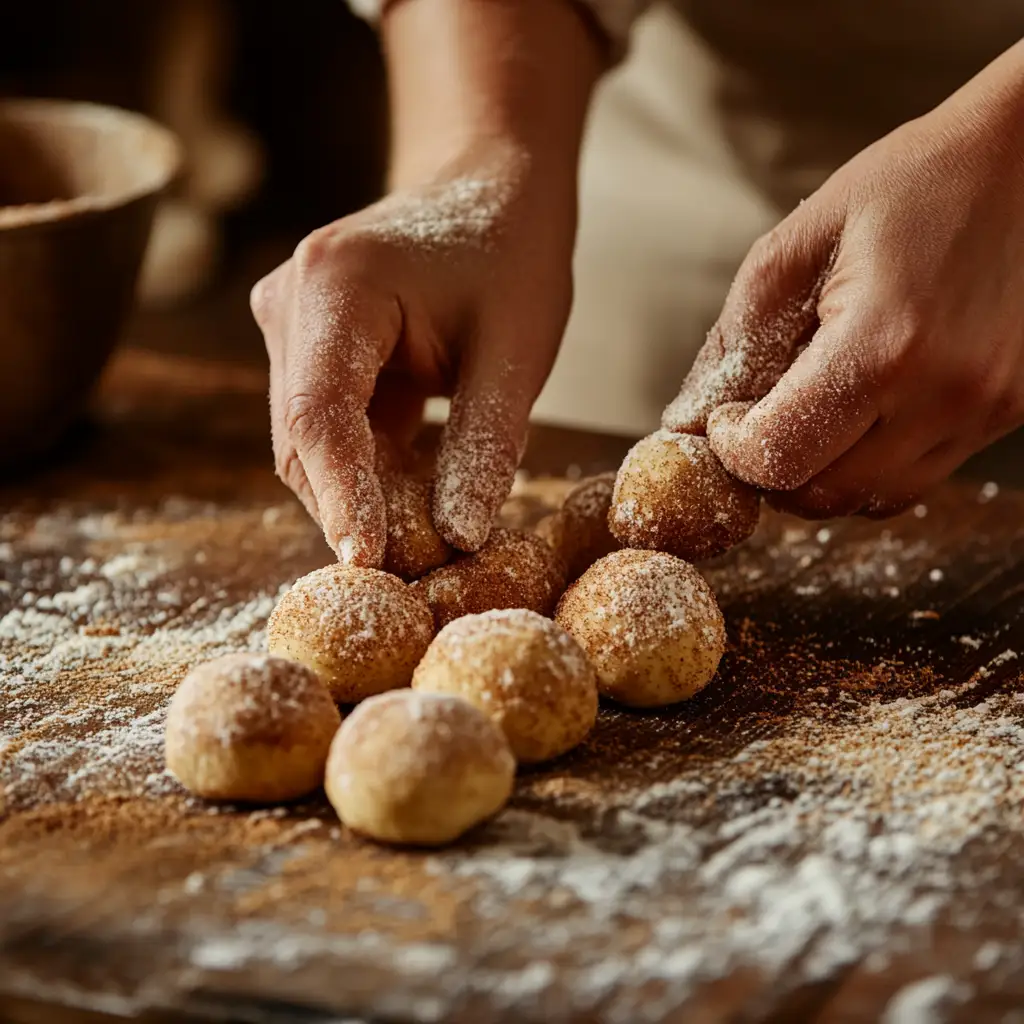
(250, 142, 577, 566)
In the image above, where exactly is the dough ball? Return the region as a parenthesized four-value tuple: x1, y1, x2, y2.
(164, 653, 341, 802)
(372, 432, 452, 581)
(411, 528, 566, 629)
(382, 470, 453, 581)
(325, 689, 515, 846)
(555, 549, 725, 708)
(413, 608, 598, 763)
(609, 430, 760, 562)
(536, 472, 619, 582)
(267, 565, 435, 703)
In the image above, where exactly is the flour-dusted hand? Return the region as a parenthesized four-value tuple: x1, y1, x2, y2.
(252, 148, 571, 561)
(251, 0, 602, 563)
(664, 41, 1024, 519)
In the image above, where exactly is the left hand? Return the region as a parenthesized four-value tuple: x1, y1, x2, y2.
(663, 42, 1024, 519)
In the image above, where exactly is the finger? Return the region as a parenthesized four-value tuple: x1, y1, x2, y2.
(982, 382, 1024, 447)
(761, 411, 949, 518)
(274, 442, 322, 525)
(433, 348, 539, 552)
(250, 261, 290, 332)
(767, 435, 969, 521)
(255, 261, 323, 521)
(706, 323, 880, 491)
(860, 439, 976, 519)
(283, 284, 402, 566)
(662, 205, 840, 433)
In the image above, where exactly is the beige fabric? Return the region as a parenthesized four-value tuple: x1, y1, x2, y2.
(346, 0, 648, 50)
(535, 5, 779, 434)
(534, 0, 1024, 434)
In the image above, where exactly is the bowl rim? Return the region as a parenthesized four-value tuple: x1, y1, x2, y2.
(0, 98, 183, 231)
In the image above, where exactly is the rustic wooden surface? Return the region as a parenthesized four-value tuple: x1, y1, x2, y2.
(3, 346, 1024, 1024)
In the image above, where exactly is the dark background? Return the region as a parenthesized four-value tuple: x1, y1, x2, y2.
(0, 0, 387, 259)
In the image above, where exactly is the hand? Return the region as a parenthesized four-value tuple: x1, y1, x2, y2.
(251, 143, 576, 563)
(664, 43, 1024, 518)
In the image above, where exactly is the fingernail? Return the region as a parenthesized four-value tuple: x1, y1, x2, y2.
(336, 535, 357, 565)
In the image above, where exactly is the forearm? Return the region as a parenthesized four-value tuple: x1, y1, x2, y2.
(383, 0, 604, 192)
(935, 38, 1024, 155)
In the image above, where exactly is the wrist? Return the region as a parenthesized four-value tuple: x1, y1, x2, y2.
(938, 39, 1024, 158)
(386, 132, 574, 204)
(383, 0, 600, 194)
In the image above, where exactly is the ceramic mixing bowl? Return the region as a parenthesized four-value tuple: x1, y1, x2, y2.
(0, 99, 181, 468)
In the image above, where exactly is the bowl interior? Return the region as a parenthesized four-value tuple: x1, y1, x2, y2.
(0, 100, 180, 217)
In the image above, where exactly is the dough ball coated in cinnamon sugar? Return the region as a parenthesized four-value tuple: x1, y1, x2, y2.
(381, 470, 453, 581)
(325, 689, 515, 846)
(165, 653, 341, 803)
(413, 609, 598, 763)
(267, 565, 434, 703)
(536, 472, 620, 583)
(556, 549, 725, 708)
(609, 430, 760, 562)
(411, 528, 566, 630)
(373, 433, 452, 581)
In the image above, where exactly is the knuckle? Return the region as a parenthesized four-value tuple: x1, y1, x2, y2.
(249, 275, 276, 326)
(736, 230, 786, 297)
(292, 227, 335, 276)
(273, 444, 300, 486)
(283, 392, 328, 448)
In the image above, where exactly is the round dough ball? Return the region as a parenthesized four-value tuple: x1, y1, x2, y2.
(164, 653, 341, 802)
(374, 434, 451, 581)
(325, 689, 515, 846)
(536, 472, 619, 582)
(412, 608, 598, 763)
(411, 528, 566, 629)
(382, 470, 453, 581)
(609, 430, 760, 562)
(267, 565, 435, 703)
(555, 549, 725, 708)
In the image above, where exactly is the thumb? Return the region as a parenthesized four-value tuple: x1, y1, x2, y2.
(433, 345, 546, 552)
(662, 204, 840, 434)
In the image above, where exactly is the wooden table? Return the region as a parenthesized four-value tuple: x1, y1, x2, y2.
(3, 346, 1024, 1024)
